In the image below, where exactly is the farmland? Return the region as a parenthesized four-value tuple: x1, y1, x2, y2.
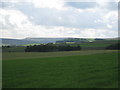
(2, 50, 119, 88)
(1, 0, 119, 88)
(2, 39, 119, 52)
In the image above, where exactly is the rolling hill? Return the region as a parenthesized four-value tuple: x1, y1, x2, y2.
(1, 37, 119, 46)
(1, 38, 65, 45)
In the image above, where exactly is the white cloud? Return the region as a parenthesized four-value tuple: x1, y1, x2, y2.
(0, 8, 32, 28)
(102, 11, 118, 29)
(0, 1, 118, 39)
(31, 0, 66, 10)
(79, 28, 117, 38)
(103, 11, 118, 23)
(58, 17, 62, 20)
(2, 0, 67, 10)
(107, 24, 112, 29)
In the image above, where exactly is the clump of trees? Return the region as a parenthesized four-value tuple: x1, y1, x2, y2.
(25, 44, 81, 52)
(106, 43, 120, 50)
(2, 45, 10, 48)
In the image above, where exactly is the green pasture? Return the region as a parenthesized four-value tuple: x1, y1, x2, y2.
(2, 46, 25, 52)
(2, 50, 118, 88)
(3, 50, 117, 60)
(79, 40, 118, 50)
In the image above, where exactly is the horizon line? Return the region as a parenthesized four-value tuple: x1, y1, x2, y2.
(1, 36, 119, 40)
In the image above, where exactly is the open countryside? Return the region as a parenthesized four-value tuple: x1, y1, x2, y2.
(2, 38, 119, 88)
(1, 1, 119, 88)
(3, 50, 119, 88)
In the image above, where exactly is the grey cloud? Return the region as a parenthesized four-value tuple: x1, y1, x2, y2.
(15, 3, 107, 29)
(65, 2, 98, 9)
(1, 2, 117, 32)
(0, 2, 14, 8)
(106, 2, 118, 11)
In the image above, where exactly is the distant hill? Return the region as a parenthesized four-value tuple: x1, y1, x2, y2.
(1, 38, 37, 45)
(24, 38, 65, 44)
(56, 38, 105, 43)
(1, 38, 65, 45)
(1, 37, 118, 46)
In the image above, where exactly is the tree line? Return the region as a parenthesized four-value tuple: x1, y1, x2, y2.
(106, 43, 120, 50)
(25, 44, 81, 52)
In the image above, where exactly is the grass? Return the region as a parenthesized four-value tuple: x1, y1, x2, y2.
(80, 40, 118, 50)
(2, 50, 118, 88)
(2, 46, 25, 52)
(3, 50, 117, 60)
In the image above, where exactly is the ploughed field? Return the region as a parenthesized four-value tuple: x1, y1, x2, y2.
(2, 50, 118, 88)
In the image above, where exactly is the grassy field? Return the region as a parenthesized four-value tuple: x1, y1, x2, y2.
(2, 50, 118, 88)
(2, 46, 25, 52)
(80, 40, 118, 50)
(2, 50, 117, 60)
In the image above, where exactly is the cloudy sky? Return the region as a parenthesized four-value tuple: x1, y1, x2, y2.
(0, 0, 118, 39)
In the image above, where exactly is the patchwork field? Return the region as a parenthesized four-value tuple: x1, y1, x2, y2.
(2, 50, 119, 88)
